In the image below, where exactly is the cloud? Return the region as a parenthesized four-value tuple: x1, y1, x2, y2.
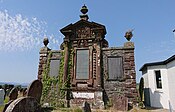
(146, 40, 175, 54)
(0, 10, 61, 52)
(142, 39, 175, 62)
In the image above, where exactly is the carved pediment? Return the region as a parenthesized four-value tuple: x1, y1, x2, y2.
(60, 20, 108, 48)
(76, 26, 92, 39)
(60, 20, 106, 37)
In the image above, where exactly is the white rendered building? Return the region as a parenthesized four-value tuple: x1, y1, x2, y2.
(140, 55, 175, 110)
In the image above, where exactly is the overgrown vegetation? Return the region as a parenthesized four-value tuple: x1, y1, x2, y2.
(41, 43, 73, 109)
(0, 105, 4, 111)
(41, 51, 66, 108)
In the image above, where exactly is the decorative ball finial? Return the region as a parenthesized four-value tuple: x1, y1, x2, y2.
(124, 29, 134, 41)
(43, 37, 49, 47)
(80, 4, 89, 21)
(80, 4, 88, 14)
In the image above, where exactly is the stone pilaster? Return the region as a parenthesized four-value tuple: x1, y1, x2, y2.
(63, 42, 69, 82)
(96, 43, 102, 89)
(123, 42, 137, 105)
(37, 46, 51, 80)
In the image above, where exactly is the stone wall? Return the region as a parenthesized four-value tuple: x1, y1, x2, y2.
(102, 42, 137, 110)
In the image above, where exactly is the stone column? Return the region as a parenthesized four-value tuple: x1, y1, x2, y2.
(96, 41, 102, 89)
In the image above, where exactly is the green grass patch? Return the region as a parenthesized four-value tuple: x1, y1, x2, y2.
(0, 105, 4, 111)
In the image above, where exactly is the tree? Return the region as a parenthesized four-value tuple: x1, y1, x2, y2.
(139, 77, 144, 101)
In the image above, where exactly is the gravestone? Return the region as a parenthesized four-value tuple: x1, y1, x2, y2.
(0, 88, 5, 105)
(5, 97, 42, 112)
(82, 101, 91, 112)
(23, 88, 27, 96)
(9, 87, 18, 101)
(4, 80, 43, 112)
(2, 88, 18, 112)
(112, 94, 128, 111)
(2, 100, 13, 112)
(26, 79, 43, 102)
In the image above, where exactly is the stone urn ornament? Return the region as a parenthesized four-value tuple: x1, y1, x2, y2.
(81, 4, 88, 14)
(80, 4, 89, 20)
(124, 29, 134, 41)
(43, 37, 49, 47)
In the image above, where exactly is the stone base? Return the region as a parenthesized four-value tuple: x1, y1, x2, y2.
(124, 41, 134, 48)
(112, 94, 128, 111)
(70, 91, 104, 109)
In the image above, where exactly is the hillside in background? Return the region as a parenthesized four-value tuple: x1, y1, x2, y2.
(0, 81, 29, 87)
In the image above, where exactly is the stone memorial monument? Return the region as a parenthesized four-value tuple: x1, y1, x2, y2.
(38, 5, 137, 111)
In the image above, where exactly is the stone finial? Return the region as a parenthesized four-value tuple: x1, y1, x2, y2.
(81, 4, 88, 14)
(124, 29, 133, 41)
(43, 37, 49, 47)
(80, 4, 89, 21)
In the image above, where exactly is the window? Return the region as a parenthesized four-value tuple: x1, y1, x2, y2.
(49, 59, 60, 77)
(76, 49, 89, 79)
(155, 70, 162, 89)
(108, 57, 123, 80)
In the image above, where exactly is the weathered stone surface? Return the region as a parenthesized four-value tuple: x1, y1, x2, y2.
(102, 45, 137, 110)
(5, 97, 42, 112)
(37, 46, 51, 80)
(70, 91, 104, 109)
(9, 88, 18, 101)
(70, 99, 93, 109)
(94, 91, 104, 109)
(26, 79, 43, 102)
(124, 42, 134, 48)
(112, 95, 128, 111)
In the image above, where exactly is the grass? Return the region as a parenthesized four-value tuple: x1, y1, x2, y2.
(0, 96, 9, 112)
(0, 105, 167, 112)
(0, 96, 166, 112)
(0, 105, 4, 111)
(52, 107, 83, 112)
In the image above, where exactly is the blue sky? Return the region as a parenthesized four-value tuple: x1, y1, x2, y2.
(0, 0, 175, 83)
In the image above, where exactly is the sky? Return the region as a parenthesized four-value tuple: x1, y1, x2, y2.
(0, 0, 175, 83)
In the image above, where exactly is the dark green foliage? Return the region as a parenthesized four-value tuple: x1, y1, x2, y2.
(139, 77, 144, 101)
